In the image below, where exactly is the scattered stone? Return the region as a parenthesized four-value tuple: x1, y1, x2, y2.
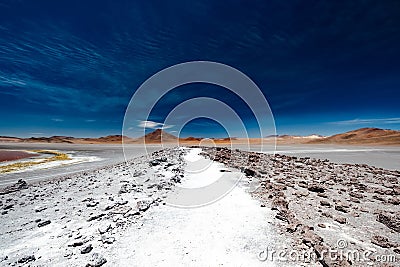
(275, 212, 289, 223)
(388, 197, 400, 205)
(297, 191, 309, 197)
(87, 213, 106, 222)
(149, 160, 161, 166)
(349, 191, 364, 199)
(320, 200, 331, 207)
(81, 244, 93, 254)
(302, 230, 323, 247)
(371, 235, 393, 248)
(286, 223, 299, 233)
(335, 205, 349, 213)
(109, 206, 131, 215)
(124, 209, 141, 218)
(317, 223, 326, 228)
(243, 168, 255, 177)
(35, 206, 47, 212)
(37, 220, 51, 227)
(308, 184, 325, 193)
(334, 217, 346, 224)
(373, 194, 386, 202)
(104, 203, 116, 211)
(3, 204, 13, 210)
(0, 179, 28, 195)
(349, 197, 360, 203)
(86, 201, 99, 207)
(68, 241, 84, 247)
(377, 213, 400, 233)
(117, 200, 128, 206)
(63, 251, 73, 258)
(98, 223, 111, 234)
(136, 199, 152, 212)
(17, 255, 35, 264)
(119, 184, 130, 194)
(272, 197, 289, 210)
(101, 235, 116, 244)
(86, 253, 107, 267)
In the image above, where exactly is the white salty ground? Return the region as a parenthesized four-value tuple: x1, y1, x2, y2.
(108, 148, 282, 266)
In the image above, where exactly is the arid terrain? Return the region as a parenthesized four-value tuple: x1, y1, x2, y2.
(2, 128, 399, 146)
(0, 146, 399, 266)
(0, 128, 399, 266)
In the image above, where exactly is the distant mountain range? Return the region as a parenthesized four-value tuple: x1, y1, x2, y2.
(0, 135, 131, 144)
(308, 127, 400, 145)
(0, 128, 399, 145)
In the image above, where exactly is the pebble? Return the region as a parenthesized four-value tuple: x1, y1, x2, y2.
(37, 220, 51, 227)
(86, 253, 107, 267)
(81, 244, 93, 254)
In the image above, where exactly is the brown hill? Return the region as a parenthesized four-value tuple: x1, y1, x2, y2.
(26, 136, 75, 143)
(308, 128, 400, 145)
(182, 137, 202, 141)
(0, 136, 23, 142)
(86, 135, 129, 143)
(137, 129, 178, 143)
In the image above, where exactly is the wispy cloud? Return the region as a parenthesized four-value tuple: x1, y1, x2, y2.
(51, 118, 64, 122)
(138, 120, 173, 129)
(85, 119, 96, 122)
(329, 118, 400, 125)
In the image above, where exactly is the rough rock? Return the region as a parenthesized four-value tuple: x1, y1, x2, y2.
(37, 220, 51, 227)
(320, 200, 331, 207)
(136, 199, 152, 212)
(377, 213, 400, 233)
(68, 241, 84, 247)
(0, 179, 28, 195)
(243, 168, 255, 177)
(371, 235, 394, 248)
(87, 213, 106, 222)
(81, 244, 93, 254)
(308, 184, 325, 193)
(98, 223, 111, 234)
(17, 255, 35, 264)
(86, 253, 107, 267)
(335, 216, 347, 224)
(101, 235, 116, 244)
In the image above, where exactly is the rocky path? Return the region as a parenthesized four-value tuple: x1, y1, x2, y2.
(3, 146, 397, 266)
(107, 148, 286, 266)
(202, 147, 400, 267)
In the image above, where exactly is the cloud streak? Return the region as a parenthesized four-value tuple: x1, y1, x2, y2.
(329, 118, 400, 125)
(138, 120, 173, 129)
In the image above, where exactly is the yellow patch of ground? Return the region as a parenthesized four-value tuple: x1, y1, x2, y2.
(0, 150, 70, 173)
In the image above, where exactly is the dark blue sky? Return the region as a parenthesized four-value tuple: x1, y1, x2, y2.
(1, 0, 399, 137)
